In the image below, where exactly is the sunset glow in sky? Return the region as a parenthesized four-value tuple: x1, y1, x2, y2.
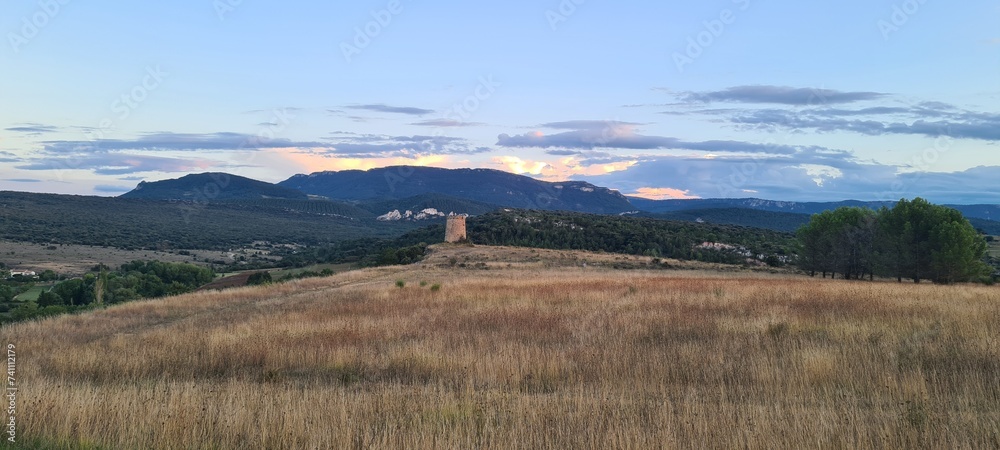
(2, 1, 999, 202)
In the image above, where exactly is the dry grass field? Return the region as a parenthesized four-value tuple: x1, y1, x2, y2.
(2, 244, 999, 449)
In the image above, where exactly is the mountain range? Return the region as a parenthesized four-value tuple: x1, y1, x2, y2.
(121, 173, 308, 201)
(116, 166, 1000, 234)
(277, 166, 633, 214)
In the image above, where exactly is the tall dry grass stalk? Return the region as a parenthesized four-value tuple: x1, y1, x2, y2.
(2, 259, 999, 449)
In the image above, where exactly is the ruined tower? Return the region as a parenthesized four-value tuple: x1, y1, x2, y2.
(444, 215, 467, 243)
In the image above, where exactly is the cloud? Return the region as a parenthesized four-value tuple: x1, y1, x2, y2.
(0, 151, 21, 163)
(35, 131, 493, 159)
(411, 119, 485, 127)
(5, 123, 60, 134)
(680, 85, 888, 105)
(496, 120, 850, 158)
(17, 154, 214, 175)
(40, 132, 320, 154)
(1, 178, 42, 183)
(276, 151, 462, 174)
(491, 155, 636, 182)
(345, 104, 434, 116)
(94, 185, 133, 193)
(669, 96, 1000, 142)
(540, 120, 643, 129)
(733, 107, 1000, 141)
(497, 121, 678, 150)
(581, 155, 1000, 203)
(307, 134, 491, 159)
(631, 187, 700, 200)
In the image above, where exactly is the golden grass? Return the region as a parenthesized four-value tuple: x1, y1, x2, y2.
(2, 246, 1000, 449)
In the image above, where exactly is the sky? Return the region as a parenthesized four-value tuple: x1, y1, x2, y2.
(1, 0, 998, 203)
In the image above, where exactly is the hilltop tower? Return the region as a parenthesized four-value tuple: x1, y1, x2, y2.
(445, 215, 467, 243)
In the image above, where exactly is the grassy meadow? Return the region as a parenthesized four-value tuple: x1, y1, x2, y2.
(1, 245, 999, 449)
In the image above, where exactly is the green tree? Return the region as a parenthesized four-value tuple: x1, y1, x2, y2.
(929, 217, 989, 284)
(247, 272, 272, 286)
(37, 290, 64, 307)
(799, 198, 989, 284)
(0, 285, 14, 303)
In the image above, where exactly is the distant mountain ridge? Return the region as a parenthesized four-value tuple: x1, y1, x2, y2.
(121, 173, 307, 201)
(118, 168, 1000, 228)
(277, 166, 634, 214)
(629, 197, 1000, 223)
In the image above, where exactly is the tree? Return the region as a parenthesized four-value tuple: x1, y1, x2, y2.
(37, 291, 64, 307)
(0, 285, 14, 303)
(94, 266, 108, 306)
(797, 208, 876, 279)
(798, 198, 989, 284)
(929, 218, 989, 284)
(246, 272, 272, 286)
(39, 270, 58, 282)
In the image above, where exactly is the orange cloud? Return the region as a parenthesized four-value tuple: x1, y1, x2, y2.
(632, 187, 700, 200)
(492, 156, 635, 181)
(266, 148, 633, 184)
(268, 148, 461, 173)
(493, 156, 548, 175)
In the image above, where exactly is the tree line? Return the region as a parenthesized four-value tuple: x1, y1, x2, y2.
(797, 198, 990, 284)
(466, 209, 794, 265)
(2, 260, 214, 323)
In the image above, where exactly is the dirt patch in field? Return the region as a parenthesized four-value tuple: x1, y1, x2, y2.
(197, 272, 254, 291)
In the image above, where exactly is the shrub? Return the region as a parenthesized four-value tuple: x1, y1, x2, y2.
(246, 272, 273, 286)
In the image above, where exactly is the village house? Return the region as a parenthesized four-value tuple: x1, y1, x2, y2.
(6, 270, 37, 278)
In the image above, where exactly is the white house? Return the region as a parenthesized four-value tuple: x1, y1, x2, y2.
(8, 270, 36, 278)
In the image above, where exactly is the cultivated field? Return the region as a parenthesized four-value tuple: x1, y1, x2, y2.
(2, 245, 999, 449)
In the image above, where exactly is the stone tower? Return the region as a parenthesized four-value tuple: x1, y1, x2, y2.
(444, 215, 467, 243)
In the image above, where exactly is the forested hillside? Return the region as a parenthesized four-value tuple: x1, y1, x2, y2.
(121, 173, 308, 200)
(0, 192, 413, 250)
(644, 208, 811, 233)
(465, 210, 795, 265)
(279, 167, 634, 214)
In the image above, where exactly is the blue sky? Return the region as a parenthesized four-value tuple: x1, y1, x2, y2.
(2, 0, 998, 202)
